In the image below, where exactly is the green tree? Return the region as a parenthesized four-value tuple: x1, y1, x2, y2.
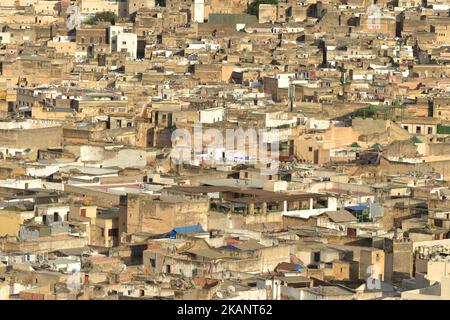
(247, 0, 279, 18)
(86, 11, 116, 25)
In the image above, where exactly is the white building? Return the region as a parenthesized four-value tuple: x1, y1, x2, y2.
(111, 32, 138, 59)
(199, 107, 224, 124)
(193, 0, 205, 23)
(109, 25, 124, 48)
(0, 32, 12, 45)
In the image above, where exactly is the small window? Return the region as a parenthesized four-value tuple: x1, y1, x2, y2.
(314, 252, 320, 262)
(108, 229, 119, 237)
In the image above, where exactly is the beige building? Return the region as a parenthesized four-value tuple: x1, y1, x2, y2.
(79, 0, 121, 15)
(128, 0, 156, 15)
(0, 210, 35, 237)
(434, 24, 450, 47)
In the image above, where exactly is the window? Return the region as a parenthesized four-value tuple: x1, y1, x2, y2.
(80, 208, 86, 217)
(53, 212, 59, 222)
(108, 229, 119, 237)
(416, 126, 421, 134)
(428, 127, 433, 134)
(314, 252, 320, 262)
(308, 147, 313, 152)
(150, 259, 156, 268)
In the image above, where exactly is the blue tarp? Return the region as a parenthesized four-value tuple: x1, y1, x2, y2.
(164, 225, 204, 239)
(220, 245, 240, 251)
(345, 205, 369, 211)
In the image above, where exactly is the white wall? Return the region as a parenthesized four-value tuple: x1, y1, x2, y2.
(79, 146, 146, 168)
(193, 0, 205, 23)
(102, 148, 146, 168)
(0, 33, 11, 45)
(0, 179, 43, 190)
(199, 107, 224, 124)
(115, 33, 137, 59)
(109, 25, 124, 51)
(283, 197, 338, 219)
(26, 165, 60, 178)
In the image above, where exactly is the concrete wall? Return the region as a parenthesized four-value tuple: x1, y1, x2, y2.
(0, 126, 63, 149)
(79, 145, 146, 169)
(352, 118, 387, 135)
(0, 236, 87, 253)
(123, 194, 209, 235)
(0, 211, 35, 237)
(64, 185, 120, 207)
